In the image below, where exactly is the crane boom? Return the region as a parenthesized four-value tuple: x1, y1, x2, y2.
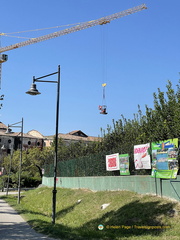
(0, 4, 147, 53)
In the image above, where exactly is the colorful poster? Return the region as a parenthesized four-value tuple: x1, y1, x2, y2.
(106, 153, 120, 171)
(119, 154, 130, 175)
(134, 143, 151, 169)
(151, 138, 179, 178)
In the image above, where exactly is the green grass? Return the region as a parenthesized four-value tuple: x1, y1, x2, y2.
(1, 187, 180, 240)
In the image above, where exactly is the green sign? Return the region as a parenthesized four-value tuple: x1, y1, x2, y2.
(151, 169, 178, 179)
(151, 138, 179, 179)
(119, 154, 130, 175)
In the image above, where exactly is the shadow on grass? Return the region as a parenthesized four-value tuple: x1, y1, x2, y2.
(27, 200, 176, 240)
(56, 203, 77, 218)
(79, 200, 175, 239)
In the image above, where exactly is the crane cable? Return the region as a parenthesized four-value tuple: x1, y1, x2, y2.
(101, 24, 108, 107)
(98, 24, 108, 115)
(0, 22, 88, 39)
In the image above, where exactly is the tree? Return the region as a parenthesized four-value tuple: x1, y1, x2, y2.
(2, 146, 54, 187)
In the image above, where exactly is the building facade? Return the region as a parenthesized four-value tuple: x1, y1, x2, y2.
(0, 122, 44, 155)
(0, 122, 100, 153)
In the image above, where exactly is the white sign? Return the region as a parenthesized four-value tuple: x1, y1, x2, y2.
(134, 143, 151, 169)
(106, 153, 120, 171)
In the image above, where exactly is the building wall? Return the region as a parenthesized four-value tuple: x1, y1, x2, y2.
(42, 175, 180, 201)
(27, 130, 44, 138)
(0, 136, 15, 155)
(0, 135, 44, 155)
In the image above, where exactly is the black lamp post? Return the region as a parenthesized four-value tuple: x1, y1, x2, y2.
(26, 65, 60, 224)
(6, 118, 23, 204)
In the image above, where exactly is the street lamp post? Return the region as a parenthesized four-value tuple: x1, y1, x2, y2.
(26, 65, 60, 224)
(6, 118, 23, 204)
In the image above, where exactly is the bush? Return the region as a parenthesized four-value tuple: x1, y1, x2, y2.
(2, 172, 42, 188)
(22, 176, 41, 188)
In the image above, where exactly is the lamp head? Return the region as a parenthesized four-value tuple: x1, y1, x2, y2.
(26, 83, 41, 95)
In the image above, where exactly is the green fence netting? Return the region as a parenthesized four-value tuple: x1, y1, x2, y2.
(44, 153, 115, 177)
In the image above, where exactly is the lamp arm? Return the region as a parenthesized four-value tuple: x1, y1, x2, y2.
(34, 71, 58, 81)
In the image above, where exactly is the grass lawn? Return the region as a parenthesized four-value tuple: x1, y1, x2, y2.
(1, 187, 180, 240)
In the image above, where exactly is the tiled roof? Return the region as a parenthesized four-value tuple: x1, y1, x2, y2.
(45, 132, 101, 142)
(68, 130, 88, 137)
(58, 133, 100, 142)
(0, 122, 8, 130)
(0, 131, 39, 139)
(27, 130, 44, 138)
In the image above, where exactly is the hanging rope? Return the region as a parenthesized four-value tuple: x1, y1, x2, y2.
(102, 83, 107, 104)
(99, 24, 108, 115)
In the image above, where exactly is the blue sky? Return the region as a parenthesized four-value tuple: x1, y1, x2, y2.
(0, 0, 180, 137)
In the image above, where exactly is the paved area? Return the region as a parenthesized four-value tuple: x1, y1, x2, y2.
(0, 192, 57, 240)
